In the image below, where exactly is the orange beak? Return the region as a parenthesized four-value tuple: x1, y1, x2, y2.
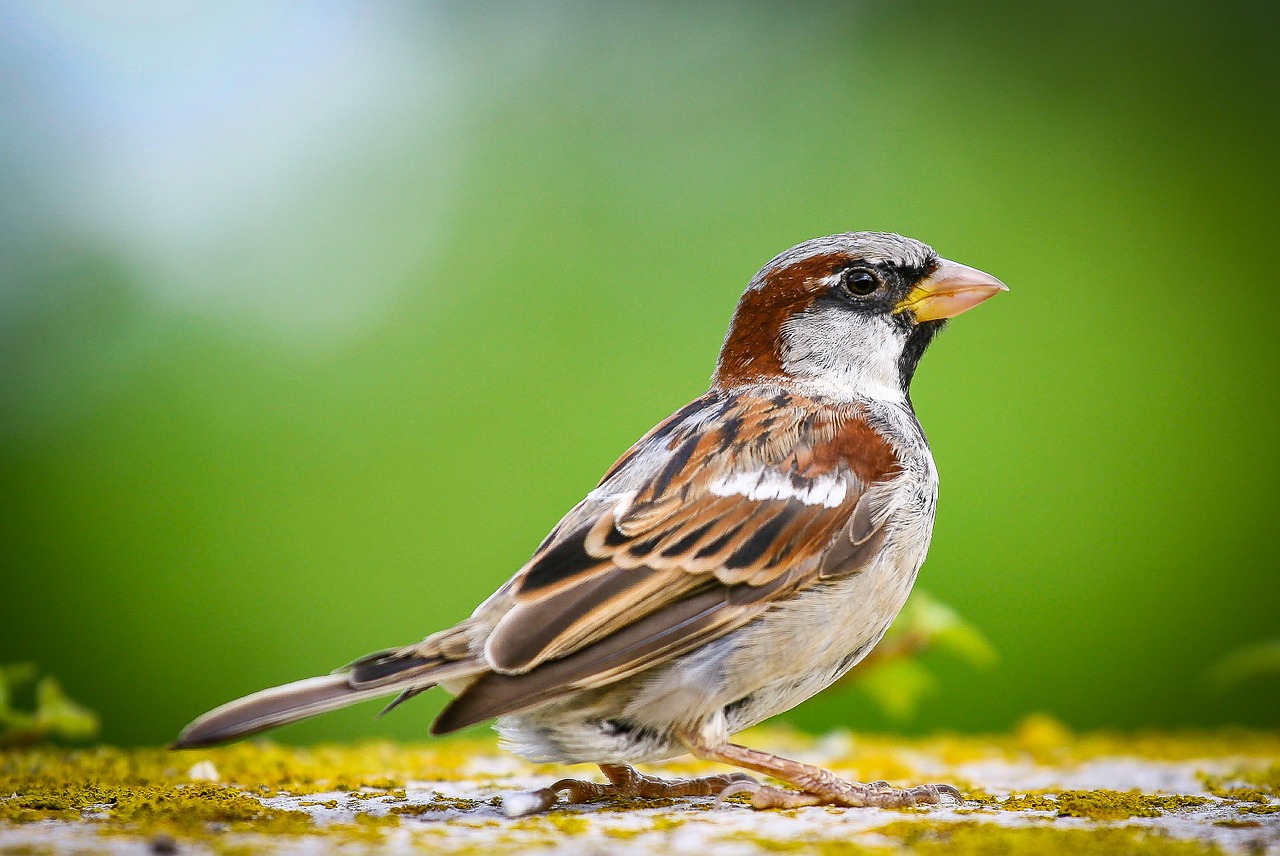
(894, 259, 1008, 322)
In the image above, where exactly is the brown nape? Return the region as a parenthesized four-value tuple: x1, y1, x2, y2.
(713, 252, 849, 387)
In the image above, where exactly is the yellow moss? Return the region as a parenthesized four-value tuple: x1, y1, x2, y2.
(1058, 790, 1208, 820)
(1208, 787, 1267, 802)
(322, 813, 397, 843)
(868, 725, 1280, 767)
(0, 738, 497, 799)
(390, 793, 482, 814)
(961, 789, 999, 806)
(997, 789, 1207, 820)
(1013, 713, 1075, 761)
(602, 826, 644, 840)
(0, 780, 312, 834)
(873, 820, 1225, 855)
(112, 782, 309, 830)
(1199, 764, 1280, 799)
(511, 812, 590, 835)
(1065, 730, 1280, 763)
(593, 813, 689, 837)
(998, 792, 1058, 812)
(719, 832, 888, 854)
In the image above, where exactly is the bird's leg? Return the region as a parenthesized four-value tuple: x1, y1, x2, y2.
(687, 741, 962, 810)
(504, 763, 756, 816)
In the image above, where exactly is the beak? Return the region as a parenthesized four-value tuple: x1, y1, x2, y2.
(894, 259, 1008, 322)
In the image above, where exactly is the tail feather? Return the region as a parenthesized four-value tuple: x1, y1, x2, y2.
(174, 642, 481, 749)
(172, 674, 409, 749)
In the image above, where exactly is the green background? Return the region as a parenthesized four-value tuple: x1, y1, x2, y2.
(2, 1, 1277, 746)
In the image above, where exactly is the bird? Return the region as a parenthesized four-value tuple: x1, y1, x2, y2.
(174, 231, 1006, 814)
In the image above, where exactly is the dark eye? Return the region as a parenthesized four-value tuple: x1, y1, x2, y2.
(842, 268, 880, 296)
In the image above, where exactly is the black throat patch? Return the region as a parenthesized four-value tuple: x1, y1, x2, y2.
(898, 319, 945, 396)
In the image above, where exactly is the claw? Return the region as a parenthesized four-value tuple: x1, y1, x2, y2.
(931, 783, 964, 804)
(713, 778, 761, 809)
(502, 788, 561, 818)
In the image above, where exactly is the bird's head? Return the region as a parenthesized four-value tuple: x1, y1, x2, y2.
(713, 232, 1006, 402)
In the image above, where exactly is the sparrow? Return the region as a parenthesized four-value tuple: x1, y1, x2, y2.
(174, 232, 1006, 814)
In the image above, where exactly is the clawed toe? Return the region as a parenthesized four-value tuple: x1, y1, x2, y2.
(712, 777, 763, 808)
(897, 782, 964, 806)
(713, 777, 965, 811)
(855, 783, 962, 808)
(924, 783, 964, 804)
(508, 766, 766, 816)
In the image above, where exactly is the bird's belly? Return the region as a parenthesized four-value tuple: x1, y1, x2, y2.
(715, 536, 928, 733)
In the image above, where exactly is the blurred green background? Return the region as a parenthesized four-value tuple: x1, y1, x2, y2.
(2, 1, 1277, 746)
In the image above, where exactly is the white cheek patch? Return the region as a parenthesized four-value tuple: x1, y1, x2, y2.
(780, 305, 906, 404)
(708, 469, 848, 508)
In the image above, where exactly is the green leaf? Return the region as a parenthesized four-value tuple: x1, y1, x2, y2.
(838, 591, 996, 720)
(854, 658, 937, 722)
(0, 663, 100, 746)
(903, 593, 997, 665)
(34, 677, 101, 743)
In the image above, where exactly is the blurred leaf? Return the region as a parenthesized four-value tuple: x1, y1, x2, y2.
(903, 593, 998, 669)
(1207, 640, 1280, 691)
(853, 658, 937, 722)
(0, 664, 100, 746)
(838, 591, 996, 721)
(35, 677, 101, 743)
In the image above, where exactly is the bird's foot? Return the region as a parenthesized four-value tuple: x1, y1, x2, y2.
(503, 763, 756, 817)
(715, 777, 962, 810)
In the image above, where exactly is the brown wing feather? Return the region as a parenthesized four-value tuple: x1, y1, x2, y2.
(437, 389, 900, 731)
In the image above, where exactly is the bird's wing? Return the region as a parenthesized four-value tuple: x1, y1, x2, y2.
(433, 387, 902, 733)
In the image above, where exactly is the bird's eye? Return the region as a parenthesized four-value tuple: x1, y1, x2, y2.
(842, 269, 879, 296)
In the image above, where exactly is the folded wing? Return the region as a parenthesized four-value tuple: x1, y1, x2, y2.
(434, 388, 900, 733)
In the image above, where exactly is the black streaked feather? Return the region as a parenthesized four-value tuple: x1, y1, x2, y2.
(651, 433, 700, 496)
(722, 504, 797, 570)
(694, 528, 738, 559)
(660, 521, 714, 557)
(603, 524, 629, 548)
(519, 525, 601, 592)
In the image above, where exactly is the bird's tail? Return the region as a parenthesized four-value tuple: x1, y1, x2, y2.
(172, 627, 480, 749)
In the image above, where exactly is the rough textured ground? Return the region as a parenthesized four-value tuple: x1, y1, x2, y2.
(2, 718, 1278, 854)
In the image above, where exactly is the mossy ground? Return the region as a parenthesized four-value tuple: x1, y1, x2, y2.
(1, 721, 1277, 854)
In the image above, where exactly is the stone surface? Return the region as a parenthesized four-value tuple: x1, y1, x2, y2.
(2, 722, 1277, 854)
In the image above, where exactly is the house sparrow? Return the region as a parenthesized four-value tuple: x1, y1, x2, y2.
(174, 232, 1006, 813)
